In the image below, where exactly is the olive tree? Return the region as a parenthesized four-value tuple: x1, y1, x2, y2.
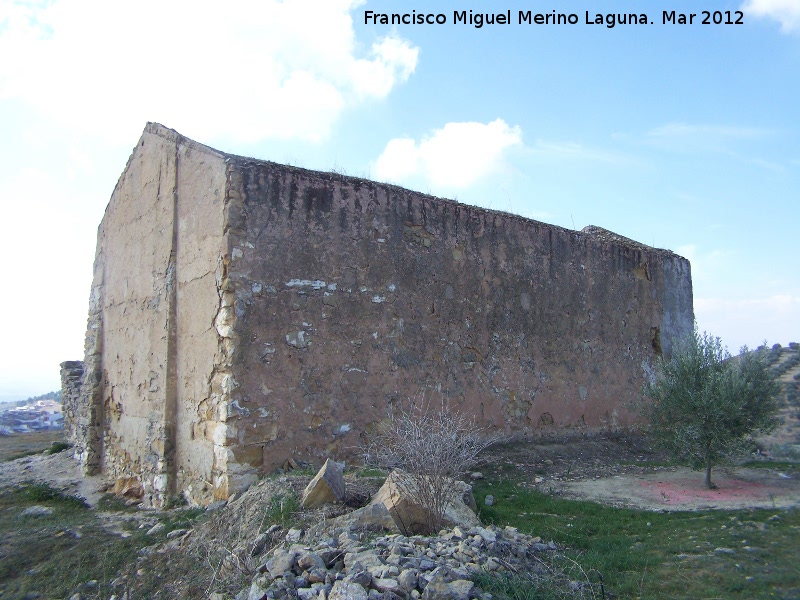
(642, 329, 780, 489)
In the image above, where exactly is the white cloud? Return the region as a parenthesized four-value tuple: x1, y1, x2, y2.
(0, 0, 418, 143)
(374, 119, 523, 188)
(742, 0, 800, 32)
(350, 36, 419, 99)
(648, 123, 767, 138)
(645, 122, 778, 166)
(528, 140, 630, 165)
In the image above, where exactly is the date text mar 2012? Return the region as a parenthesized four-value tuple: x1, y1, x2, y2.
(362, 10, 745, 27)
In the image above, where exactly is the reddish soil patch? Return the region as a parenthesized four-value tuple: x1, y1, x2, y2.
(640, 472, 791, 505)
(556, 467, 800, 510)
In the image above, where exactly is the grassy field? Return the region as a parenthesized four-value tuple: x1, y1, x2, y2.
(474, 479, 800, 599)
(0, 481, 206, 599)
(0, 430, 64, 462)
(1, 430, 798, 598)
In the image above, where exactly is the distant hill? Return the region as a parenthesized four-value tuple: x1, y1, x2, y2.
(753, 343, 800, 459)
(0, 390, 61, 413)
(24, 390, 62, 404)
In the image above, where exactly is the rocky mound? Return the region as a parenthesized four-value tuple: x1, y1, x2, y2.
(239, 524, 556, 600)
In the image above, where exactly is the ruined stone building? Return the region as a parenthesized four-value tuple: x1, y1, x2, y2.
(61, 123, 693, 507)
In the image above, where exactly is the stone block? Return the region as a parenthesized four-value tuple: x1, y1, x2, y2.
(302, 459, 346, 508)
(370, 470, 481, 535)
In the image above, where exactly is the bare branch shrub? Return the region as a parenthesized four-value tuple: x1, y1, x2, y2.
(363, 401, 500, 534)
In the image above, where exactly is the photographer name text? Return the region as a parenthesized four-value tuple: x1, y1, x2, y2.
(364, 9, 744, 28)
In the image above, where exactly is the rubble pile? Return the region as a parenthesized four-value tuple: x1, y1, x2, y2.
(238, 524, 556, 600)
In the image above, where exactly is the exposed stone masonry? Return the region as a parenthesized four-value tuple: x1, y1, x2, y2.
(65, 123, 694, 507)
(59, 361, 88, 463)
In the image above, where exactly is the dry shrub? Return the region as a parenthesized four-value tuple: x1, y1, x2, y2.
(363, 402, 500, 534)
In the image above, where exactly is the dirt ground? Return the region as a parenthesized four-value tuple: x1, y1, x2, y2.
(2, 432, 799, 513)
(0, 430, 62, 462)
(481, 432, 800, 511)
(554, 465, 799, 510)
(0, 448, 108, 507)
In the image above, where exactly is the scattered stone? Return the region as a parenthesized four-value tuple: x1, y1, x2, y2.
(374, 578, 400, 593)
(484, 495, 495, 507)
(113, 476, 144, 499)
(237, 517, 555, 600)
(330, 581, 369, 600)
(166, 528, 188, 539)
(303, 459, 346, 508)
(421, 573, 452, 600)
(715, 547, 736, 555)
(473, 527, 496, 544)
(299, 551, 327, 571)
(286, 528, 304, 543)
(322, 503, 398, 536)
(146, 523, 166, 536)
(448, 580, 474, 600)
(21, 505, 53, 517)
(266, 548, 297, 578)
(297, 587, 318, 600)
(397, 569, 419, 591)
(248, 579, 269, 600)
(347, 570, 373, 588)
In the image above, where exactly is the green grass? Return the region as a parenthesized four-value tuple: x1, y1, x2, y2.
(473, 480, 800, 599)
(18, 481, 88, 508)
(355, 466, 388, 478)
(0, 482, 208, 599)
(264, 491, 301, 529)
(46, 440, 72, 455)
(0, 482, 142, 599)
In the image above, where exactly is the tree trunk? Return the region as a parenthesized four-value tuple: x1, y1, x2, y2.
(705, 460, 716, 489)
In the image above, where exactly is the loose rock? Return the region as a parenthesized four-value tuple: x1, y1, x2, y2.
(240, 523, 555, 600)
(370, 471, 480, 535)
(303, 459, 347, 508)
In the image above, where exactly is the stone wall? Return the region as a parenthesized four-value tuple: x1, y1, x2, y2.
(223, 160, 694, 478)
(68, 123, 693, 506)
(77, 125, 230, 506)
(59, 360, 84, 453)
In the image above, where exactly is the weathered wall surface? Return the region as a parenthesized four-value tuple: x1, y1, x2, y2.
(70, 124, 693, 505)
(79, 125, 229, 506)
(59, 360, 85, 451)
(222, 160, 694, 475)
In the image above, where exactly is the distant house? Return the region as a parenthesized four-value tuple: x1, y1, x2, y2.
(0, 400, 63, 432)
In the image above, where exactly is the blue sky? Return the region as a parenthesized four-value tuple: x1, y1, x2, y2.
(0, 0, 798, 401)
